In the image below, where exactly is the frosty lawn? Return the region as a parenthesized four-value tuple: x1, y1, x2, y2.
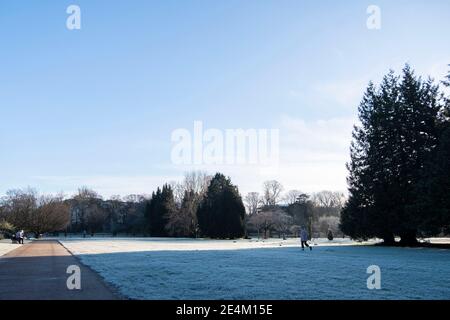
(60, 238, 450, 300)
(0, 239, 22, 256)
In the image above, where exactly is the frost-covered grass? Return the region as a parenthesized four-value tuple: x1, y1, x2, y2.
(60, 238, 450, 300)
(0, 240, 21, 256)
(59, 237, 377, 254)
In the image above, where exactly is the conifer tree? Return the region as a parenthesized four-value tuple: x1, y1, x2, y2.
(341, 65, 443, 245)
(145, 184, 176, 237)
(197, 173, 245, 239)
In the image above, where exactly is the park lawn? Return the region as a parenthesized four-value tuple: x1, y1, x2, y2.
(60, 238, 450, 300)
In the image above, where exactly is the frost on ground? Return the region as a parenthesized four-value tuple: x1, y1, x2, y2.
(60, 237, 376, 254)
(60, 238, 450, 300)
(0, 240, 21, 256)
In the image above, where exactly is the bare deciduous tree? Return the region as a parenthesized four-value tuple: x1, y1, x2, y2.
(71, 187, 107, 235)
(169, 181, 185, 207)
(34, 194, 71, 236)
(1, 188, 70, 237)
(262, 180, 284, 206)
(110, 195, 122, 202)
(85, 204, 108, 236)
(183, 171, 211, 196)
(272, 209, 293, 240)
(248, 211, 273, 239)
(165, 171, 211, 238)
(317, 215, 341, 237)
(244, 192, 261, 216)
(248, 206, 289, 239)
(283, 190, 303, 205)
(311, 191, 346, 214)
(165, 190, 198, 237)
(74, 186, 102, 201)
(123, 194, 149, 203)
(2, 188, 37, 230)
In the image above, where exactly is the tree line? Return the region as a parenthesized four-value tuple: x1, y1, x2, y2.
(0, 172, 246, 239)
(340, 65, 450, 245)
(244, 185, 345, 239)
(145, 172, 246, 239)
(145, 173, 346, 240)
(0, 189, 71, 237)
(0, 174, 345, 240)
(0, 187, 150, 238)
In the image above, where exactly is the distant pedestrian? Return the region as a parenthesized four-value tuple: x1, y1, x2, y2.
(300, 227, 312, 251)
(327, 229, 334, 241)
(16, 230, 24, 244)
(83, 230, 87, 238)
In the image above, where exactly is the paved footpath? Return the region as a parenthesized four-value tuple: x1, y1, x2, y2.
(0, 240, 119, 300)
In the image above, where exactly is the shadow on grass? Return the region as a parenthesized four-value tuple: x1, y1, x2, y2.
(61, 245, 450, 300)
(375, 242, 450, 249)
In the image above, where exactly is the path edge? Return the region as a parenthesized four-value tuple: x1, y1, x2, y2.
(58, 240, 128, 300)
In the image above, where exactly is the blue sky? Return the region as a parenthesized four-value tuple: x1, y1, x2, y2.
(1, 0, 449, 198)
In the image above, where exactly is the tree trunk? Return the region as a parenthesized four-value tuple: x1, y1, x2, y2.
(400, 230, 418, 246)
(382, 234, 395, 245)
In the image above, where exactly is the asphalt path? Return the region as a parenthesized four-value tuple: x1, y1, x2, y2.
(0, 240, 119, 300)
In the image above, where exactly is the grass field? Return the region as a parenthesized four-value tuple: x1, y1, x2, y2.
(60, 238, 450, 300)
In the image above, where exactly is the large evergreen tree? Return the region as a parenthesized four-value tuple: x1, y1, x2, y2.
(145, 184, 176, 237)
(418, 68, 450, 235)
(341, 65, 444, 245)
(417, 126, 450, 235)
(197, 173, 245, 239)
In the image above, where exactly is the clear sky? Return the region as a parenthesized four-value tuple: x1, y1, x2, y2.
(1, 0, 449, 198)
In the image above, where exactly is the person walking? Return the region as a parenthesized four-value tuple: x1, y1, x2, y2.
(16, 230, 24, 244)
(300, 227, 312, 251)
